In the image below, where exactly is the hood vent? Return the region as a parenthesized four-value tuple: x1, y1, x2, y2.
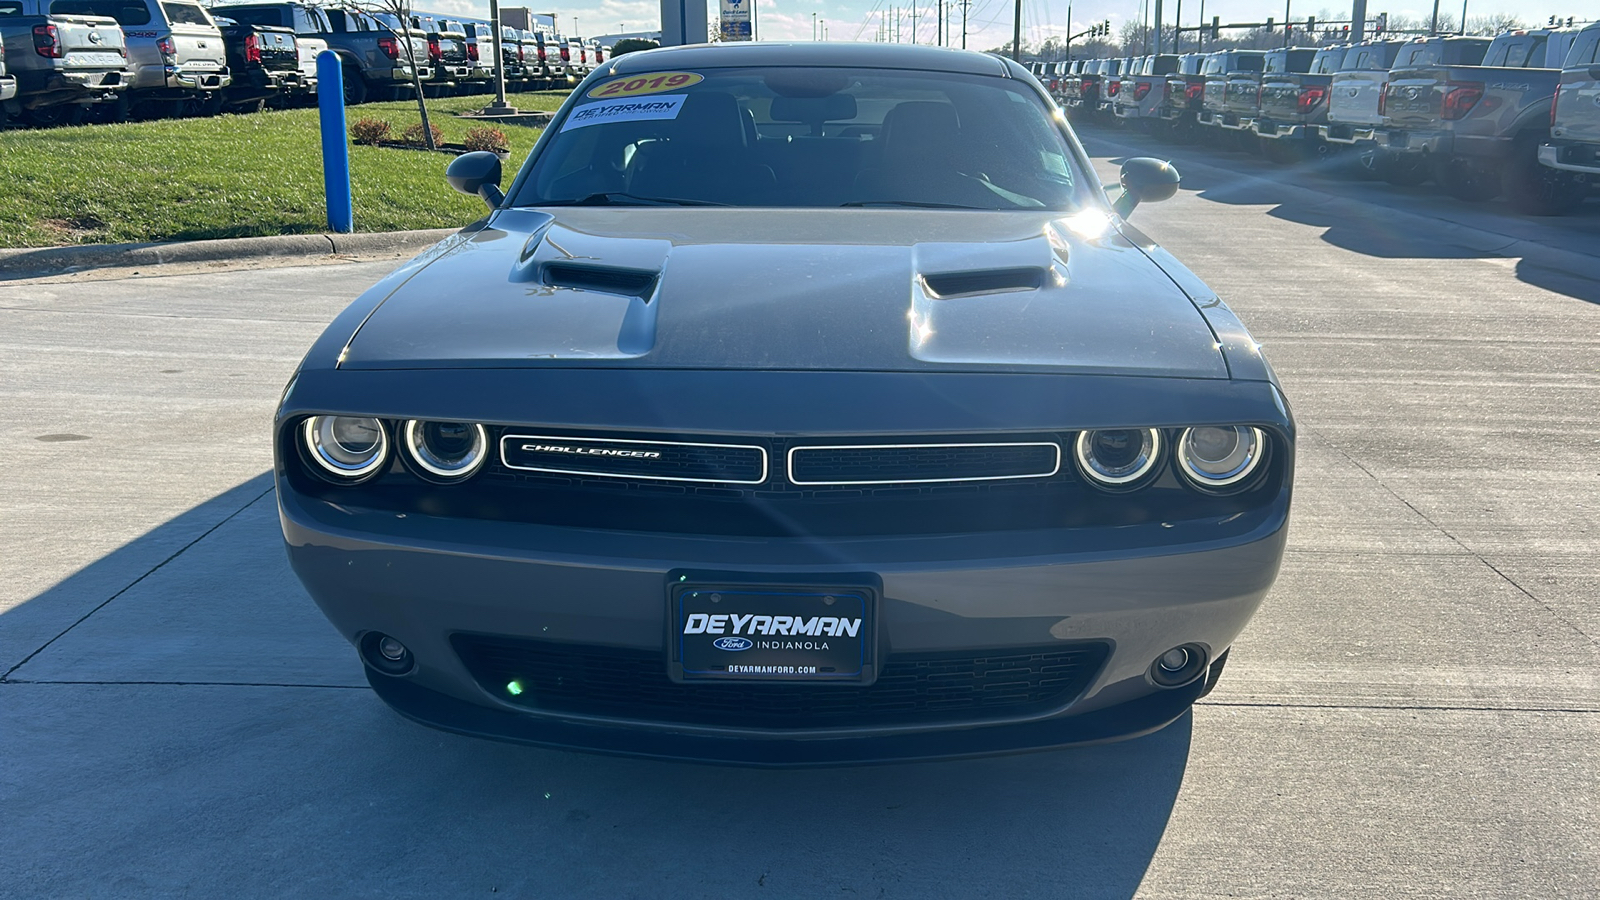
(922, 267, 1046, 300)
(543, 263, 659, 299)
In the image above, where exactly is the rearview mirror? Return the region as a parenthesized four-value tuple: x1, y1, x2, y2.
(1113, 157, 1181, 218)
(446, 151, 504, 210)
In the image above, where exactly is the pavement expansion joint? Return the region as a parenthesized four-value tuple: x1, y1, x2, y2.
(0, 484, 275, 684)
(1301, 425, 1599, 650)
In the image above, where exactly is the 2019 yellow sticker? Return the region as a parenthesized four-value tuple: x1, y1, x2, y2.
(586, 71, 704, 100)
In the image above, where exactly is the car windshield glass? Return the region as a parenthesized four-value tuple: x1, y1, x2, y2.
(517, 67, 1088, 211)
(50, 0, 151, 25)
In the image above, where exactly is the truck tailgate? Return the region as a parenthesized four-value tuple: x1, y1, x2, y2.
(170, 23, 226, 70)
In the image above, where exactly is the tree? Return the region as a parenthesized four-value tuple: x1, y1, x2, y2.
(611, 38, 659, 56)
(1467, 14, 1524, 35)
(344, 0, 436, 150)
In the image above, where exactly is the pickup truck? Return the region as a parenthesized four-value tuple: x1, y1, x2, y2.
(216, 3, 427, 104)
(0, 0, 132, 126)
(1376, 31, 1570, 202)
(1198, 50, 1264, 147)
(453, 19, 496, 94)
(283, 32, 321, 106)
(211, 15, 298, 112)
(1254, 45, 1347, 163)
(1156, 52, 1206, 140)
(1115, 54, 1180, 127)
(403, 13, 469, 97)
(1535, 22, 1600, 214)
(1098, 56, 1133, 116)
(44, 0, 225, 118)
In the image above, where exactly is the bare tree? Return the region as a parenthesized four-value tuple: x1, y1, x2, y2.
(342, 0, 436, 150)
(1467, 14, 1524, 35)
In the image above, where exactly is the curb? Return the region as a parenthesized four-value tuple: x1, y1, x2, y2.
(1081, 129, 1600, 284)
(0, 228, 458, 279)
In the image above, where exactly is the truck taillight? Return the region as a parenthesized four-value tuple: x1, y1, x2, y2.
(467, 42, 479, 61)
(33, 24, 63, 59)
(537, 45, 546, 61)
(1550, 89, 1560, 128)
(1049, 78, 1058, 90)
(243, 33, 261, 63)
(427, 36, 442, 62)
(157, 36, 176, 57)
(377, 36, 399, 59)
(580, 48, 587, 63)
(560, 45, 569, 61)
(516, 44, 525, 61)
(1378, 85, 1387, 116)
(1080, 77, 1093, 93)
(1441, 81, 1484, 120)
(1298, 85, 1326, 114)
(1134, 81, 1151, 100)
(1185, 82, 1203, 101)
(1107, 81, 1120, 96)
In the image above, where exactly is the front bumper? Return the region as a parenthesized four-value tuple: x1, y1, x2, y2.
(280, 476, 1288, 762)
(1539, 141, 1600, 176)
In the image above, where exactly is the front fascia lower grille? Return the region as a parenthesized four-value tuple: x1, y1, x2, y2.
(501, 433, 768, 484)
(454, 635, 1113, 729)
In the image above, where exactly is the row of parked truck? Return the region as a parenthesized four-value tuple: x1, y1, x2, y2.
(1036, 23, 1600, 215)
(0, 0, 604, 128)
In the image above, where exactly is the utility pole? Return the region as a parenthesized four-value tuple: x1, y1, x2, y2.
(1198, 0, 1205, 49)
(1065, 0, 1071, 58)
(961, 0, 969, 48)
(1284, 0, 1291, 47)
(938, 0, 944, 46)
(1154, 0, 1163, 52)
(1011, 0, 1021, 62)
(1430, 0, 1440, 33)
(909, 0, 919, 43)
(1350, 0, 1366, 40)
(1175, 0, 1181, 51)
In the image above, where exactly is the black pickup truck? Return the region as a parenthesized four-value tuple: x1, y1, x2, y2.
(212, 16, 300, 112)
(1253, 46, 1347, 163)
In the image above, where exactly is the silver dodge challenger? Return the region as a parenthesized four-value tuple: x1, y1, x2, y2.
(276, 42, 1294, 765)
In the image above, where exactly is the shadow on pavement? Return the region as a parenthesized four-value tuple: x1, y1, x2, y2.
(1, 475, 1192, 898)
(1082, 123, 1600, 306)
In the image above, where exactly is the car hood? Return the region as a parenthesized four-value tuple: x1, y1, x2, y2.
(337, 208, 1227, 378)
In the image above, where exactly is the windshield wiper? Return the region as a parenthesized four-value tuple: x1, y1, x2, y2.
(840, 200, 995, 210)
(543, 193, 732, 207)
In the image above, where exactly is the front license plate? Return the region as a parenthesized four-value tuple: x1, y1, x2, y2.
(670, 584, 875, 684)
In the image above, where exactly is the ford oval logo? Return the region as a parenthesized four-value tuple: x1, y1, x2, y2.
(713, 637, 753, 651)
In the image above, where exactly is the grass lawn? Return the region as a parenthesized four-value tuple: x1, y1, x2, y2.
(0, 92, 570, 248)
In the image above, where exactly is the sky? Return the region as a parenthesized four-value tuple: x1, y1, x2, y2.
(419, 0, 1586, 47)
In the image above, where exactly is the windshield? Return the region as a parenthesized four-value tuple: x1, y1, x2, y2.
(516, 67, 1090, 211)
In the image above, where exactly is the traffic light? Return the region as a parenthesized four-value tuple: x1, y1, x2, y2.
(1101, 20, 1110, 37)
(1211, 16, 1220, 39)
(1375, 12, 1386, 34)
(1306, 16, 1315, 33)
(1266, 16, 1274, 31)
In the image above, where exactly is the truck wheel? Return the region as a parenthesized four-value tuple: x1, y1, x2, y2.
(1377, 152, 1430, 186)
(198, 92, 225, 117)
(88, 96, 130, 125)
(1504, 139, 1587, 216)
(1433, 157, 1500, 202)
(23, 103, 86, 127)
(343, 69, 368, 105)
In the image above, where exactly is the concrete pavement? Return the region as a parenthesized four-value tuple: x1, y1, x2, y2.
(2, 136, 1597, 897)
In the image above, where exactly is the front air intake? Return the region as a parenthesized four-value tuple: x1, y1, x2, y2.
(922, 267, 1045, 299)
(543, 263, 658, 298)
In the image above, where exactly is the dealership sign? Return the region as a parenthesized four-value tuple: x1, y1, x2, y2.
(720, 0, 752, 41)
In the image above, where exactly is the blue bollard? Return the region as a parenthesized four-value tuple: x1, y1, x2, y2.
(316, 50, 354, 234)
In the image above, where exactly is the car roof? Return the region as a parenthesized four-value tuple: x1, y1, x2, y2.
(607, 42, 1012, 76)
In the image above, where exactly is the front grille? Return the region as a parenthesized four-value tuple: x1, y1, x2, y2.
(453, 636, 1111, 728)
(501, 433, 767, 484)
(789, 442, 1061, 485)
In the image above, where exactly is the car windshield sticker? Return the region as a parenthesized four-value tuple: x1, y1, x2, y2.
(586, 71, 704, 100)
(561, 94, 688, 131)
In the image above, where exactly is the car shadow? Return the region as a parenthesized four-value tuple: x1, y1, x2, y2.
(2, 474, 1192, 898)
(1084, 125, 1600, 306)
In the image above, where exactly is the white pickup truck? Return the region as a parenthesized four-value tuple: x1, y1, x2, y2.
(0, 0, 133, 125)
(1537, 22, 1600, 214)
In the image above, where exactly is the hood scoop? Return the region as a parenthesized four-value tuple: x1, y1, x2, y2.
(544, 263, 659, 299)
(922, 267, 1046, 300)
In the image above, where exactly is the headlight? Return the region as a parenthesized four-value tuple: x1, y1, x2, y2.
(1074, 428, 1162, 487)
(303, 416, 389, 479)
(402, 420, 488, 479)
(1177, 426, 1265, 488)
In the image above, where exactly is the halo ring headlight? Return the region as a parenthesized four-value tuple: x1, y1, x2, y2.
(403, 420, 488, 479)
(1074, 428, 1162, 487)
(303, 416, 389, 479)
(1178, 426, 1266, 488)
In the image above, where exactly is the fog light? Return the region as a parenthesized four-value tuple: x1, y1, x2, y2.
(378, 637, 408, 661)
(360, 632, 414, 676)
(1149, 643, 1207, 687)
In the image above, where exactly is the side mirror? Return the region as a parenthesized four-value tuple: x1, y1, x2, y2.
(1113, 157, 1181, 218)
(446, 151, 504, 210)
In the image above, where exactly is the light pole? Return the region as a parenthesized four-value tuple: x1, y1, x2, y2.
(480, 0, 516, 115)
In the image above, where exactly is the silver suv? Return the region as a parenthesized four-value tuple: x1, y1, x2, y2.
(47, 0, 228, 116)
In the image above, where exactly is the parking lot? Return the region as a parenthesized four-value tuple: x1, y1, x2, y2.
(2, 129, 1596, 897)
